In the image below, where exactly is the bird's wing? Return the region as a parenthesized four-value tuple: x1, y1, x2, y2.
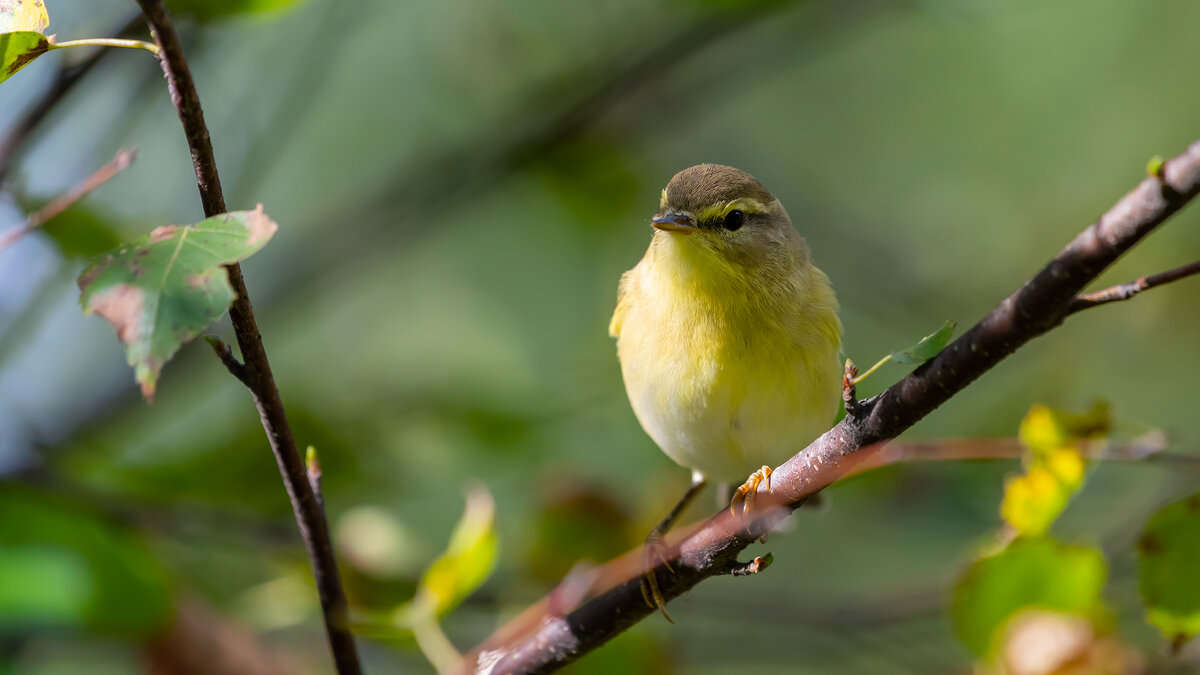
(609, 269, 636, 338)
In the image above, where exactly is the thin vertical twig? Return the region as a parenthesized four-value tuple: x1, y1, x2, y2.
(133, 1, 361, 672)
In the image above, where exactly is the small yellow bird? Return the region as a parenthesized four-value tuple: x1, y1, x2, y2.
(610, 164, 842, 614)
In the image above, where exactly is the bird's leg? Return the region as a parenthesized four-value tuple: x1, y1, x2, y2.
(642, 470, 707, 622)
(714, 482, 734, 509)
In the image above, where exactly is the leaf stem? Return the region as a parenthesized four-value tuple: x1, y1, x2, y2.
(409, 607, 461, 674)
(852, 354, 891, 385)
(50, 37, 160, 55)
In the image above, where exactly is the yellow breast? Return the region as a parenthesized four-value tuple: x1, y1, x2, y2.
(611, 233, 842, 483)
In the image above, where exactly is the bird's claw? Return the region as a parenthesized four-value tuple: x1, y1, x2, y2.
(730, 465, 773, 519)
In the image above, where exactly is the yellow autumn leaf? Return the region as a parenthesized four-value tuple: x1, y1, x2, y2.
(1018, 402, 1109, 459)
(1002, 466, 1069, 537)
(1003, 403, 1108, 536)
(0, 0, 49, 33)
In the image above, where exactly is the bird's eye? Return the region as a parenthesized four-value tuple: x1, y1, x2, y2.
(722, 209, 745, 231)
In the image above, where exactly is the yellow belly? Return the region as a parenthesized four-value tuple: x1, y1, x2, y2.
(613, 247, 841, 483)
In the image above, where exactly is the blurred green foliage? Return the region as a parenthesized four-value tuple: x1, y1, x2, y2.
(1138, 494, 1200, 646)
(2, 0, 1200, 672)
(952, 538, 1108, 658)
(0, 487, 171, 636)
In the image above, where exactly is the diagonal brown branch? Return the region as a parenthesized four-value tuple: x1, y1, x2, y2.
(132, 1, 361, 673)
(466, 140, 1200, 674)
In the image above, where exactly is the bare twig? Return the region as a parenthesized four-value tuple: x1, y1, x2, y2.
(0, 149, 137, 252)
(465, 140, 1200, 674)
(1067, 259, 1200, 314)
(203, 336, 249, 387)
(133, 1, 360, 673)
(727, 554, 773, 577)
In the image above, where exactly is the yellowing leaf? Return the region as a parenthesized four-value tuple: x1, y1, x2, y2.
(1045, 445, 1085, 485)
(0, 0, 51, 84)
(1018, 402, 1109, 458)
(1002, 403, 1108, 536)
(1138, 493, 1200, 644)
(0, 0, 48, 32)
(1001, 466, 1068, 538)
(413, 487, 498, 617)
(78, 206, 278, 400)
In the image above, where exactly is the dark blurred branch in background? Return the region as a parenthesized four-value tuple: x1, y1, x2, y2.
(133, 1, 361, 673)
(466, 141, 1200, 674)
(846, 432, 1183, 476)
(0, 14, 145, 187)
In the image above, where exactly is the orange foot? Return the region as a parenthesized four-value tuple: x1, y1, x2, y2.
(730, 465, 773, 518)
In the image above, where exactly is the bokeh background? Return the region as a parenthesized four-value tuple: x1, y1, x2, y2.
(2, 0, 1199, 672)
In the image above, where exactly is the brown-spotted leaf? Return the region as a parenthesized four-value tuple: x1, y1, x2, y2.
(1, 0, 51, 84)
(78, 206, 278, 400)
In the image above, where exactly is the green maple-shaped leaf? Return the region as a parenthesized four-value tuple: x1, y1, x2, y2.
(0, 0, 52, 84)
(78, 206, 278, 400)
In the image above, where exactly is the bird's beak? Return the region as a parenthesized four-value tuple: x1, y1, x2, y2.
(651, 213, 697, 233)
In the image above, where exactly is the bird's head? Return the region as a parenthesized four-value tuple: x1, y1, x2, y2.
(650, 164, 805, 273)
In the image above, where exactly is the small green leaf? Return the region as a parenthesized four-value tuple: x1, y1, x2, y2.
(1, 0, 51, 84)
(1138, 493, 1200, 643)
(952, 538, 1106, 657)
(77, 206, 278, 400)
(413, 487, 498, 617)
(890, 319, 956, 364)
(0, 31, 49, 83)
